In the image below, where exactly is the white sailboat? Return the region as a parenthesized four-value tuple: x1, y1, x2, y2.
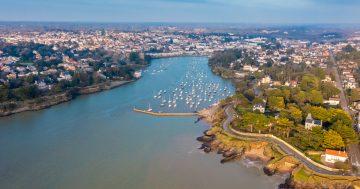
(147, 103, 152, 112)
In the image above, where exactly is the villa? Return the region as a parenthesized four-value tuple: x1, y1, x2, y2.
(324, 149, 348, 163)
(253, 103, 266, 113)
(305, 113, 322, 130)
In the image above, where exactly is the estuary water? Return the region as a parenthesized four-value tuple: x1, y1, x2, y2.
(0, 57, 284, 189)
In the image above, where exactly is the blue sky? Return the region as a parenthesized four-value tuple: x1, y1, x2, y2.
(0, 0, 359, 23)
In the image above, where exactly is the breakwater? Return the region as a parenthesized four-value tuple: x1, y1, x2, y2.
(133, 108, 198, 117)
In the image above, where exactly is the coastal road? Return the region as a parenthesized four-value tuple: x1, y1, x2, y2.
(221, 105, 350, 176)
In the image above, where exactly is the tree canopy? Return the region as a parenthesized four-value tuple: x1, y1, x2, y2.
(323, 130, 345, 150)
(267, 96, 285, 111)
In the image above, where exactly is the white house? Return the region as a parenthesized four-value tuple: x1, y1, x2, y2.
(345, 82, 357, 89)
(253, 103, 266, 113)
(260, 76, 272, 84)
(243, 65, 259, 72)
(305, 113, 322, 130)
(323, 98, 340, 106)
(324, 149, 348, 163)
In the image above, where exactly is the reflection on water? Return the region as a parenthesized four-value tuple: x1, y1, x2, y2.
(0, 57, 284, 189)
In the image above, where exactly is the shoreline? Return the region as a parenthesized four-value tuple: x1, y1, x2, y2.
(146, 52, 210, 59)
(0, 80, 133, 117)
(0, 55, 207, 118)
(197, 104, 360, 189)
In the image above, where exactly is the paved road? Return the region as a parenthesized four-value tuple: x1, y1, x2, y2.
(333, 66, 351, 114)
(330, 53, 352, 115)
(329, 52, 360, 172)
(349, 144, 360, 168)
(222, 105, 351, 176)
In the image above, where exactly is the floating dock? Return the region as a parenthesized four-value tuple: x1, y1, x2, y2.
(133, 108, 198, 117)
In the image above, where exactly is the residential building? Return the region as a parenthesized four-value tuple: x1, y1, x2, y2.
(324, 149, 348, 163)
(305, 113, 322, 130)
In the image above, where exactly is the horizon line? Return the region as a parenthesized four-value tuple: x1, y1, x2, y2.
(1, 20, 360, 26)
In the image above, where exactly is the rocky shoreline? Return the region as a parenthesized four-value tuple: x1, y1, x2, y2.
(197, 104, 359, 189)
(0, 80, 133, 117)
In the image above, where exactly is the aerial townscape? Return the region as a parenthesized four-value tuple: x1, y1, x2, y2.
(1, 1, 360, 189)
(1, 23, 360, 188)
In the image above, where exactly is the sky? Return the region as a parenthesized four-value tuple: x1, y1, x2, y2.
(0, 0, 359, 24)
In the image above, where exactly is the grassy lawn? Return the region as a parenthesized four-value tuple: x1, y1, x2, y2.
(293, 166, 359, 187)
(307, 154, 322, 164)
(293, 167, 311, 182)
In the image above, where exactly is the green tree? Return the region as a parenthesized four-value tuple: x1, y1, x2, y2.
(323, 130, 345, 150)
(292, 127, 324, 151)
(129, 52, 142, 64)
(310, 127, 325, 150)
(292, 91, 307, 105)
(307, 106, 332, 122)
(244, 89, 255, 102)
(13, 85, 40, 100)
(330, 108, 353, 126)
(331, 121, 358, 145)
(275, 117, 294, 138)
(320, 82, 340, 100)
(233, 93, 251, 109)
(287, 105, 303, 123)
(300, 74, 319, 91)
(267, 96, 285, 112)
(308, 90, 323, 105)
(281, 88, 291, 102)
(252, 97, 264, 105)
(266, 88, 283, 97)
(0, 85, 11, 102)
(310, 68, 326, 80)
(239, 112, 269, 133)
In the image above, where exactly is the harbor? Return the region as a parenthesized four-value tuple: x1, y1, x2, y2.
(139, 57, 233, 113)
(0, 57, 284, 189)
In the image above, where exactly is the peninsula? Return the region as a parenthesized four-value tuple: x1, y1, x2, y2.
(198, 43, 360, 188)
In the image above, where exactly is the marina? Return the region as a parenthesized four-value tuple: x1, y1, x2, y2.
(140, 57, 233, 113)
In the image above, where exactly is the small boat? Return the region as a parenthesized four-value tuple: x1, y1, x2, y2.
(147, 104, 153, 112)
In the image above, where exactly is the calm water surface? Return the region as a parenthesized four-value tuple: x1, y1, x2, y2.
(0, 57, 284, 189)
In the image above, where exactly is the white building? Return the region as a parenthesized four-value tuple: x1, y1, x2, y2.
(345, 82, 357, 89)
(323, 98, 340, 106)
(243, 65, 259, 72)
(324, 149, 348, 163)
(305, 113, 322, 130)
(253, 104, 266, 113)
(260, 76, 272, 84)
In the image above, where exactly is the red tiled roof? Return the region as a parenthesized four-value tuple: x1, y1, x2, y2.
(325, 149, 348, 158)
